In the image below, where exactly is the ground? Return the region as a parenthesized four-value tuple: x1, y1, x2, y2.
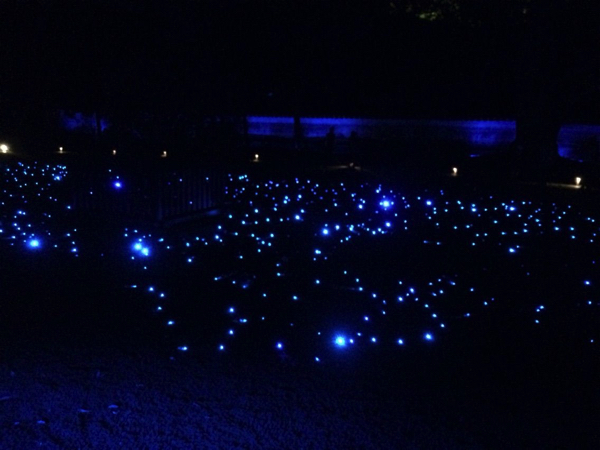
(1, 155, 599, 449)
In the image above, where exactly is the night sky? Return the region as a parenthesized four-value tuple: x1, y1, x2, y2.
(0, 0, 598, 121)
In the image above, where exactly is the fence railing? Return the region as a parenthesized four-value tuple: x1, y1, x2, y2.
(70, 165, 226, 225)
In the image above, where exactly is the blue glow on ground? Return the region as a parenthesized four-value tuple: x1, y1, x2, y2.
(2, 159, 600, 366)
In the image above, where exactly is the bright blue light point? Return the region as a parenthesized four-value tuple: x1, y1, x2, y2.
(28, 239, 40, 248)
(334, 336, 347, 347)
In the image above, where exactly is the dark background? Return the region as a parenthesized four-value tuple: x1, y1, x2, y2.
(0, 1, 598, 143)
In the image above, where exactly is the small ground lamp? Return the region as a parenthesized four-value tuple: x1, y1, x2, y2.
(452, 167, 458, 176)
(59, 146, 63, 153)
(0, 144, 9, 154)
(112, 149, 117, 156)
(161, 150, 168, 158)
(575, 177, 582, 186)
(253, 153, 260, 162)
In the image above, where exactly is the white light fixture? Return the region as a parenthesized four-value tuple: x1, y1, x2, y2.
(112, 149, 117, 156)
(575, 177, 582, 186)
(254, 153, 259, 162)
(452, 167, 458, 175)
(161, 150, 167, 158)
(59, 146, 63, 153)
(0, 144, 8, 153)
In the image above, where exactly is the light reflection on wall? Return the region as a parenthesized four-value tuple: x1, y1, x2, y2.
(246, 116, 600, 161)
(558, 124, 600, 162)
(246, 116, 295, 138)
(60, 111, 109, 132)
(246, 116, 516, 147)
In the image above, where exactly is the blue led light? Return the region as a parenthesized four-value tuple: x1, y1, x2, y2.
(28, 239, 40, 248)
(334, 336, 347, 347)
(7, 162, 600, 364)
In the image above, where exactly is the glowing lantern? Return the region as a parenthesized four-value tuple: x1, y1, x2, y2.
(0, 144, 8, 153)
(575, 177, 582, 186)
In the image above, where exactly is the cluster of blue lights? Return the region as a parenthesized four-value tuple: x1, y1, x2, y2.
(0, 161, 79, 254)
(120, 174, 600, 362)
(131, 240, 150, 257)
(2, 160, 599, 364)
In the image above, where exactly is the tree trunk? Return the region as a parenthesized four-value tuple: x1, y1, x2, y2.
(513, 0, 567, 178)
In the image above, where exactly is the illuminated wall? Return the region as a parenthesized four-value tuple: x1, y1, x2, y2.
(246, 116, 296, 138)
(558, 124, 600, 162)
(246, 116, 600, 161)
(59, 111, 110, 133)
(246, 116, 516, 147)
